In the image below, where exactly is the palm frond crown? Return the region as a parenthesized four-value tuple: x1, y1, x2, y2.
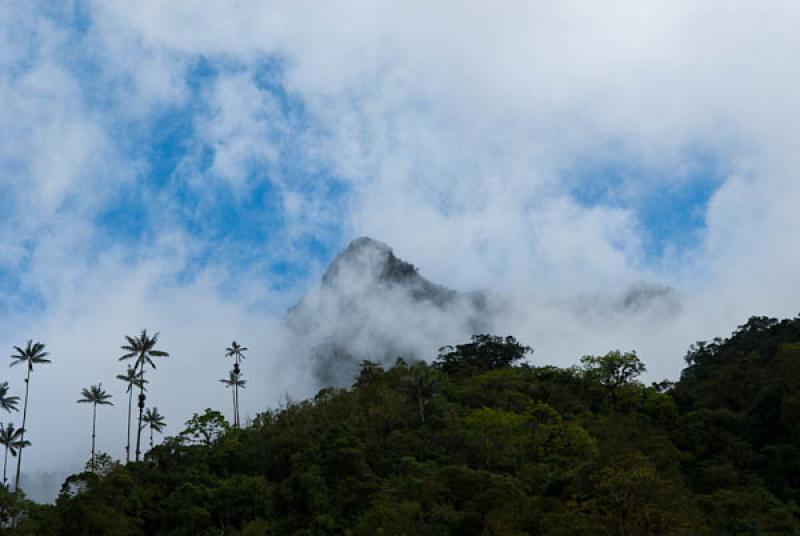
(0, 424, 27, 456)
(119, 330, 170, 371)
(77, 384, 113, 405)
(225, 341, 248, 361)
(0, 382, 20, 412)
(115, 366, 148, 393)
(142, 407, 166, 432)
(220, 370, 246, 388)
(10, 340, 50, 371)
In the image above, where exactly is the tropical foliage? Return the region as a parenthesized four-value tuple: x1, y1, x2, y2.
(0, 384, 19, 414)
(142, 408, 166, 449)
(115, 366, 147, 463)
(0, 425, 27, 488)
(77, 384, 113, 473)
(119, 330, 169, 462)
(8, 341, 50, 492)
(220, 371, 246, 429)
(225, 341, 248, 427)
(3, 316, 799, 535)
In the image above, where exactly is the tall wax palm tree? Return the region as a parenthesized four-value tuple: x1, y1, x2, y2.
(220, 370, 246, 426)
(141, 407, 166, 449)
(77, 384, 113, 473)
(224, 342, 248, 427)
(9, 340, 50, 492)
(115, 366, 147, 463)
(119, 330, 169, 462)
(0, 383, 19, 414)
(0, 424, 27, 487)
(0, 384, 20, 491)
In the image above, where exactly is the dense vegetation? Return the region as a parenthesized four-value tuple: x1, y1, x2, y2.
(3, 318, 800, 535)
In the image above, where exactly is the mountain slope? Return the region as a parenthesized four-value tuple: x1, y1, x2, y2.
(12, 317, 800, 535)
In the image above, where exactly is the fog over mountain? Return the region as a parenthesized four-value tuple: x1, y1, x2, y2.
(286, 236, 683, 387)
(287, 237, 491, 386)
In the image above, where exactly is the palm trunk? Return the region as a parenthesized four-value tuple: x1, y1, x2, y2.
(231, 388, 237, 427)
(15, 368, 30, 492)
(234, 359, 238, 428)
(91, 403, 97, 472)
(150, 427, 153, 449)
(3, 446, 8, 528)
(135, 378, 144, 462)
(126, 388, 132, 463)
(418, 396, 425, 424)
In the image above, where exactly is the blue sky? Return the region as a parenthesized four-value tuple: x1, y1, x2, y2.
(568, 148, 724, 259)
(76, 51, 341, 291)
(1, 1, 799, 487)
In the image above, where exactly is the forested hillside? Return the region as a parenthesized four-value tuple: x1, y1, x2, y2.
(3, 318, 800, 535)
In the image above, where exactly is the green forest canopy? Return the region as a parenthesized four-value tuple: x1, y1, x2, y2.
(3, 316, 800, 535)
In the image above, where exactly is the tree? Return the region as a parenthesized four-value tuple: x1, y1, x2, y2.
(180, 409, 229, 446)
(402, 363, 440, 423)
(463, 407, 528, 470)
(0, 383, 19, 414)
(77, 384, 113, 473)
(115, 365, 147, 463)
(220, 370, 246, 428)
(582, 455, 705, 535)
(0, 424, 27, 487)
(434, 335, 531, 375)
(581, 350, 646, 407)
(84, 452, 118, 477)
(9, 340, 50, 492)
(225, 341, 248, 427)
(119, 330, 169, 462)
(355, 360, 385, 388)
(142, 407, 166, 449)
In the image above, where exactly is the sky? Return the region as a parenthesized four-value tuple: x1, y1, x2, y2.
(1, 0, 800, 498)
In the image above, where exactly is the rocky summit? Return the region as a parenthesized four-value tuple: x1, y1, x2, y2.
(287, 237, 489, 386)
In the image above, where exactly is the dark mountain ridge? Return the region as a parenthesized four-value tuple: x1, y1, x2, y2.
(319, 237, 482, 307)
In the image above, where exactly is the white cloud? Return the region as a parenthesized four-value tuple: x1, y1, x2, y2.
(196, 72, 284, 190)
(87, 0, 800, 369)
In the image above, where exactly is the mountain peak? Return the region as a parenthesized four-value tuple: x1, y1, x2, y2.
(288, 236, 490, 386)
(321, 236, 419, 288)
(345, 236, 391, 252)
